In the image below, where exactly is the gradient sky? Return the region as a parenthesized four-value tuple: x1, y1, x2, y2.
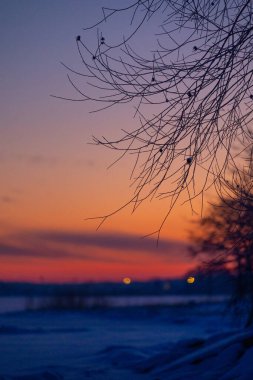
(0, 0, 207, 283)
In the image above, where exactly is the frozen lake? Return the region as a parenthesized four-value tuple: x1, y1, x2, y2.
(1, 298, 250, 379)
(0, 294, 228, 314)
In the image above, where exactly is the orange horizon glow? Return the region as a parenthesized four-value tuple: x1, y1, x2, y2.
(0, 236, 197, 283)
(0, 263, 195, 284)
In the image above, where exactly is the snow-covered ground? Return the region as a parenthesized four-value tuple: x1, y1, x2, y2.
(0, 301, 252, 379)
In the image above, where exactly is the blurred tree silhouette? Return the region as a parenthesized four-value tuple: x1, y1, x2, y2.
(191, 149, 253, 325)
(59, 0, 253, 234)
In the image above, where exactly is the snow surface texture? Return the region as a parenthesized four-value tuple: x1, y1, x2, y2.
(0, 302, 252, 379)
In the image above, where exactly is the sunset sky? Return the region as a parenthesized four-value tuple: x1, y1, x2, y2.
(0, 0, 209, 283)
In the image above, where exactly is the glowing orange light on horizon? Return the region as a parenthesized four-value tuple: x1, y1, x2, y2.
(187, 276, 195, 284)
(123, 277, 132, 285)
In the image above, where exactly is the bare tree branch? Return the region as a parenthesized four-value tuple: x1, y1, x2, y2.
(58, 0, 253, 232)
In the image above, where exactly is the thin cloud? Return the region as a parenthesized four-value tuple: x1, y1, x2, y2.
(1, 196, 15, 204)
(19, 154, 58, 166)
(38, 230, 188, 257)
(0, 230, 190, 264)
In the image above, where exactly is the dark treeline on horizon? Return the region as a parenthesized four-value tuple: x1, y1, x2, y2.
(0, 273, 235, 297)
